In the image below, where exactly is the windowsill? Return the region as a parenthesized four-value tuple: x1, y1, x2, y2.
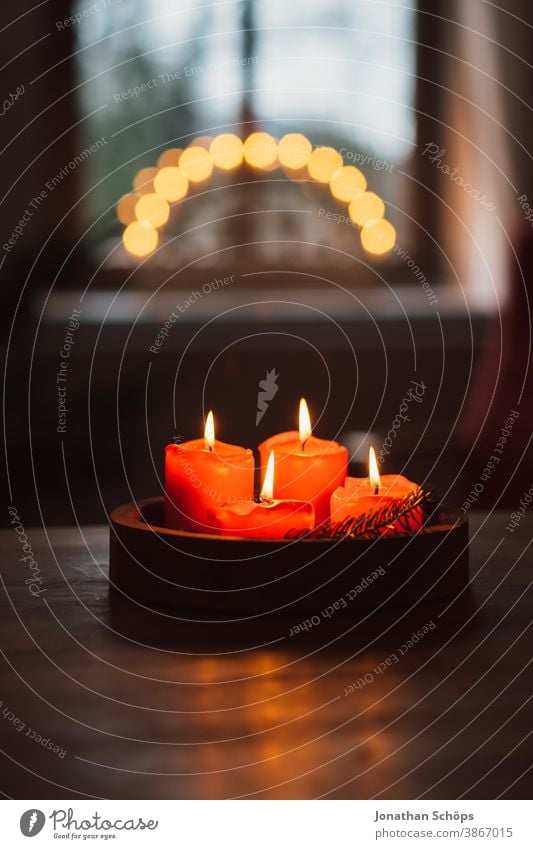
(42, 284, 492, 326)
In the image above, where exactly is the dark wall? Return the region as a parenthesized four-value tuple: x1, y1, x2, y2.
(4, 309, 488, 526)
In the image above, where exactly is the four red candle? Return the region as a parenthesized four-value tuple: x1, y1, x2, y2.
(165, 404, 422, 539)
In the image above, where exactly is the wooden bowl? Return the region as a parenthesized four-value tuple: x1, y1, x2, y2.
(108, 497, 469, 619)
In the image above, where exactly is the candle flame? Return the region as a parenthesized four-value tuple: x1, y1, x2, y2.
(299, 397, 312, 447)
(260, 450, 275, 502)
(369, 446, 381, 494)
(204, 410, 215, 450)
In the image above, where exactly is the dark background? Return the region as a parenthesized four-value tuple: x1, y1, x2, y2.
(1, 0, 532, 528)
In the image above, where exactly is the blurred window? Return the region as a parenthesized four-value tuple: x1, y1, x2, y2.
(74, 0, 416, 277)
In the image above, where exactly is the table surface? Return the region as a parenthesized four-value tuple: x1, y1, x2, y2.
(0, 512, 531, 800)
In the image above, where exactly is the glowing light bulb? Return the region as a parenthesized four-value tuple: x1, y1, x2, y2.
(210, 134, 244, 170)
(153, 167, 188, 202)
(277, 133, 312, 170)
(243, 132, 278, 169)
(123, 221, 158, 257)
(179, 146, 213, 182)
(157, 148, 182, 168)
(348, 191, 385, 227)
(133, 167, 158, 194)
(329, 165, 367, 202)
(116, 193, 140, 225)
(307, 146, 343, 183)
(361, 219, 396, 255)
(134, 193, 170, 228)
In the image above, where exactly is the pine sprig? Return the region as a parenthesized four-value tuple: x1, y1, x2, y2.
(285, 485, 440, 540)
(329, 485, 438, 539)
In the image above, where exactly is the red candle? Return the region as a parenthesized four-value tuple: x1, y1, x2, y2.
(207, 451, 315, 539)
(330, 447, 422, 535)
(258, 399, 348, 526)
(164, 411, 255, 533)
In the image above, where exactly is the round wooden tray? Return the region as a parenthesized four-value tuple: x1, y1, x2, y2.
(108, 497, 469, 618)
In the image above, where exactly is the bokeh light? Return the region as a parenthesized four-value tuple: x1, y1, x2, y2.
(307, 146, 343, 183)
(348, 191, 385, 227)
(153, 167, 188, 202)
(210, 134, 244, 170)
(116, 193, 139, 225)
(277, 133, 312, 170)
(243, 132, 278, 169)
(157, 148, 182, 168)
(330, 165, 367, 202)
(190, 135, 213, 149)
(179, 146, 213, 182)
(122, 137, 393, 261)
(123, 221, 158, 257)
(360, 218, 396, 255)
(134, 193, 170, 228)
(133, 167, 158, 194)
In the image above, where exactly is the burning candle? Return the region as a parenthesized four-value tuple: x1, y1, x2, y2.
(164, 411, 255, 533)
(330, 447, 422, 534)
(258, 398, 348, 526)
(207, 450, 315, 539)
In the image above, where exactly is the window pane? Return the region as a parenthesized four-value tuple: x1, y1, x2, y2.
(254, 0, 415, 162)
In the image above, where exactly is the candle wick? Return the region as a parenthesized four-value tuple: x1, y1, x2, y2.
(374, 485, 379, 496)
(301, 439, 307, 452)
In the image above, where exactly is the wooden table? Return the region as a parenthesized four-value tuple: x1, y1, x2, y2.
(1, 512, 531, 799)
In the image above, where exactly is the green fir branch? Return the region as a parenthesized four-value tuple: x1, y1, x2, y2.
(285, 485, 441, 540)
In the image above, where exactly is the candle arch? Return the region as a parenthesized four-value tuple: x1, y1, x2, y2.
(117, 131, 397, 259)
